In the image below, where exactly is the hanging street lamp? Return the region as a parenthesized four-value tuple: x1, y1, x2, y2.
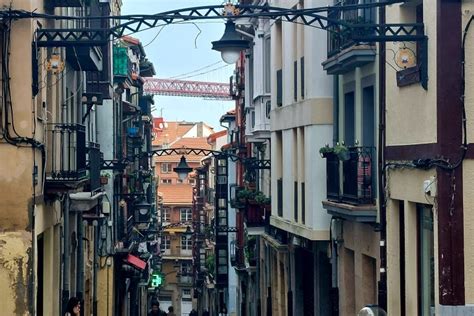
(212, 20, 250, 64)
(173, 155, 193, 180)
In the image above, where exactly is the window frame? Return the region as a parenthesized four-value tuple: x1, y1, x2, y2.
(181, 235, 193, 250)
(180, 208, 192, 222)
(161, 162, 172, 173)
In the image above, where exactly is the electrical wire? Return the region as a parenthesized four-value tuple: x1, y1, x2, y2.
(142, 25, 166, 48)
(168, 60, 223, 79)
(168, 64, 231, 81)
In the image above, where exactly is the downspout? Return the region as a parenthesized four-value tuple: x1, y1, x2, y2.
(330, 217, 339, 316)
(62, 194, 71, 315)
(93, 225, 99, 315)
(333, 75, 339, 145)
(377, 5, 388, 312)
(77, 215, 84, 316)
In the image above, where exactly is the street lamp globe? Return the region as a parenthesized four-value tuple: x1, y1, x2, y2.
(174, 155, 193, 181)
(135, 199, 151, 215)
(212, 20, 250, 64)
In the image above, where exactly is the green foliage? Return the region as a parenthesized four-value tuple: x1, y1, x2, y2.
(236, 189, 270, 205)
(205, 253, 215, 275)
(319, 145, 334, 156)
(334, 144, 350, 161)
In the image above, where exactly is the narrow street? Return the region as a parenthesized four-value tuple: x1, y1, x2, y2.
(0, 1, 471, 315)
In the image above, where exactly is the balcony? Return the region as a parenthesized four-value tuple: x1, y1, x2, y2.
(45, 0, 83, 7)
(322, 147, 377, 223)
(245, 95, 271, 141)
(177, 274, 193, 285)
(321, 3, 376, 75)
(45, 124, 87, 192)
(113, 46, 139, 83)
(66, 46, 103, 72)
(245, 203, 268, 228)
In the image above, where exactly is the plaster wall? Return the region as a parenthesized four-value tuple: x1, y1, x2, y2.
(462, 3, 474, 143)
(0, 231, 32, 315)
(97, 263, 115, 316)
(385, 2, 438, 146)
(0, 2, 43, 313)
(386, 169, 439, 315)
(270, 124, 331, 240)
(338, 222, 380, 315)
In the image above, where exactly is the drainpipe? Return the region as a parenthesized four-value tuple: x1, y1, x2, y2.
(62, 194, 71, 315)
(333, 75, 339, 145)
(77, 215, 84, 316)
(330, 217, 339, 316)
(377, 5, 388, 312)
(93, 225, 99, 315)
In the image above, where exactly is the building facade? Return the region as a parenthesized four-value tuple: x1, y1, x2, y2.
(153, 120, 213, 315)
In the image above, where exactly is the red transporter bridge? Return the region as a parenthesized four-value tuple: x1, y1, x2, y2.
(143, 78, 231, 100)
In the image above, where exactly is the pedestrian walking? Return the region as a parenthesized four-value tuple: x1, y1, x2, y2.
(189, 308, 198, 316)
(218, 306, 227, 316)
(65, 297, 81, 316)
(167, 306, 176, 316)
(148, 301, 167, 316)
(202, 309, 210, 316)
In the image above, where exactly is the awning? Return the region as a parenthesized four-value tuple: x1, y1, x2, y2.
(164, 227, 187, 234)
(69, 191, 105, 211)
(126, 254, 147, 270)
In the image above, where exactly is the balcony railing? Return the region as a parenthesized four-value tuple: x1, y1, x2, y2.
(326, 2, 376, 58)
(46, 123, 86, 182)
(246, 204, 268, 227)
(113, 46, 138, 81)
(325, 147, 375, 205)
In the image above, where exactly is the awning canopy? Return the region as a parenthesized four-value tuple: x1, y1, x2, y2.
(126, 254, 147, 270)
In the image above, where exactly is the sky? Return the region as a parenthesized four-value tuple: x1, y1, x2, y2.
(121, 0, 235, 131)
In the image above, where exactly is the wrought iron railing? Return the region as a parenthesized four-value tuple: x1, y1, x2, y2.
(327, 1, 376, 58)
(246, 203, 267, 227)
(325, 147, 375, 205)
(46, 123, 86, 181)
(326, 152, 340, 201)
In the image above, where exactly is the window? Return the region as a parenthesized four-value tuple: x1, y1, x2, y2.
(182, 289, 192, 301)
(264, 36, 271, 94)
(188, 178, 196, 185)
(293, 60, 297, 101)
(276, 69, 283, 107)
(277, 178, 283, 217)
(162, 235, 170, 250)
(162, 207, 170, 222)
(417, 204, 434, 316)
(180, 208, 192, 222)
(161, 163, 172, 173)
(181, 236, 192, 250)
(300, 57, 305, 99)
(161, 178, 172, 184)
(180, 262, 192, 275)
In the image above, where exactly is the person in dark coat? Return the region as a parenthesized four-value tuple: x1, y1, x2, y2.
(148, 301, 166, 316)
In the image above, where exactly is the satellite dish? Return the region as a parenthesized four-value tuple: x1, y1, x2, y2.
(164, 122, 168, 128)
(158, 123, 163, 129)
(395, 47, 416, 69)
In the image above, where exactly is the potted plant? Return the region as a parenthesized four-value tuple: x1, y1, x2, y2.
(319, 144, 335, 158)
(254, 191, 271, 206)
(334, 143, 350, 161)
(100, 172, 111, 185)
